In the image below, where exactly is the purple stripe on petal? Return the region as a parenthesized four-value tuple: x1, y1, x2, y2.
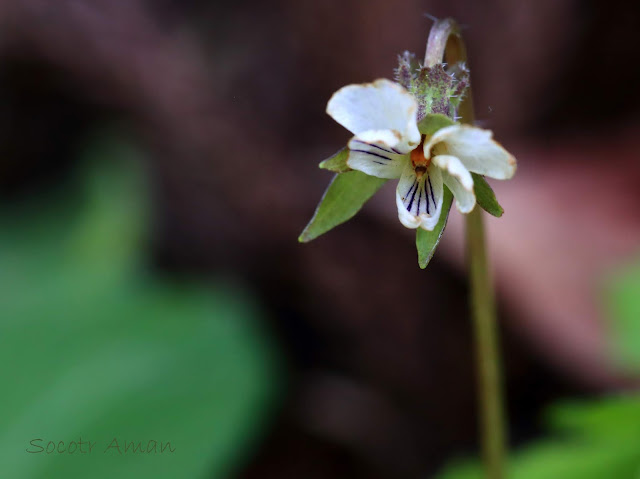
(350, 149, 392, 161)
(428, 176, 436, 210)
(407, 180, 419, 213)
(405, 178, 417, 201)
(352, 140, 394, 154)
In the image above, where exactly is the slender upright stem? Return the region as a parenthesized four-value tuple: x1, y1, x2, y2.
(425, 19, 507, 479)
(466, 204, 506, 479)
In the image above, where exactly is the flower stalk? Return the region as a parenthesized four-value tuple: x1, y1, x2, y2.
(425, 19, 507, 479)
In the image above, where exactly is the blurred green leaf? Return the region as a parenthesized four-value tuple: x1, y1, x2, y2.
(319, 147, 351, 173)
(416, 187, 453, 269)
(438, 395, 640, 479)
(438, 440, 640, 479)
(472, 174, 504, 217)
(298, 171, 386, 242)
(547, 395, 640, 440)
(0, 131, 280, 479)
(606, 258, 640, 371)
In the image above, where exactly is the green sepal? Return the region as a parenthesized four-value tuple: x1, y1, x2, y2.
(298, 171, 387, 243)
(472, 173, 504, 217)
(319, 147, 351, 173)
(418, 113, 456, 137)
(416, 186, 453, 269)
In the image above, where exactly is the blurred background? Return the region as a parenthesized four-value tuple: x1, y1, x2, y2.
(1, 1, 639, 478)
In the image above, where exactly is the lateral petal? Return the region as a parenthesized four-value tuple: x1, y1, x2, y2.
(424, 125, 516, 179)
(346, 137, 408, 179)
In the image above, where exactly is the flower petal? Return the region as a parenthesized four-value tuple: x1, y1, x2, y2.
(346, 137, 408, 179)
(424, 125, 516, 179)
(395, 162, 443, 231)
(432, 154, 476, 213)
(327, 79, 421, 153)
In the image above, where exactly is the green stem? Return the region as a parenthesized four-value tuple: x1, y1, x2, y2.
(466, 206, 506, 479)
(425, 19, 507, 479)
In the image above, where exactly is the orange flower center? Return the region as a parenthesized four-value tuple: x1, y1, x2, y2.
(410, 137, 430, 178)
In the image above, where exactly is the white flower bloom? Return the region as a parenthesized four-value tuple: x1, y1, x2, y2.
(326, 79, 516, 231)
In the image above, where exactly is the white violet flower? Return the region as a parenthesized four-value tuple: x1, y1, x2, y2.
(326, 79, 516, 231)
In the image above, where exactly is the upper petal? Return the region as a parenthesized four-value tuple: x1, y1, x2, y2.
(347, 137, 408, 179)
(432, 155, 476, 213)
(327, 79, 421, 153)
(395, 162, 444, 231)
(424, 125, 516, 180)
